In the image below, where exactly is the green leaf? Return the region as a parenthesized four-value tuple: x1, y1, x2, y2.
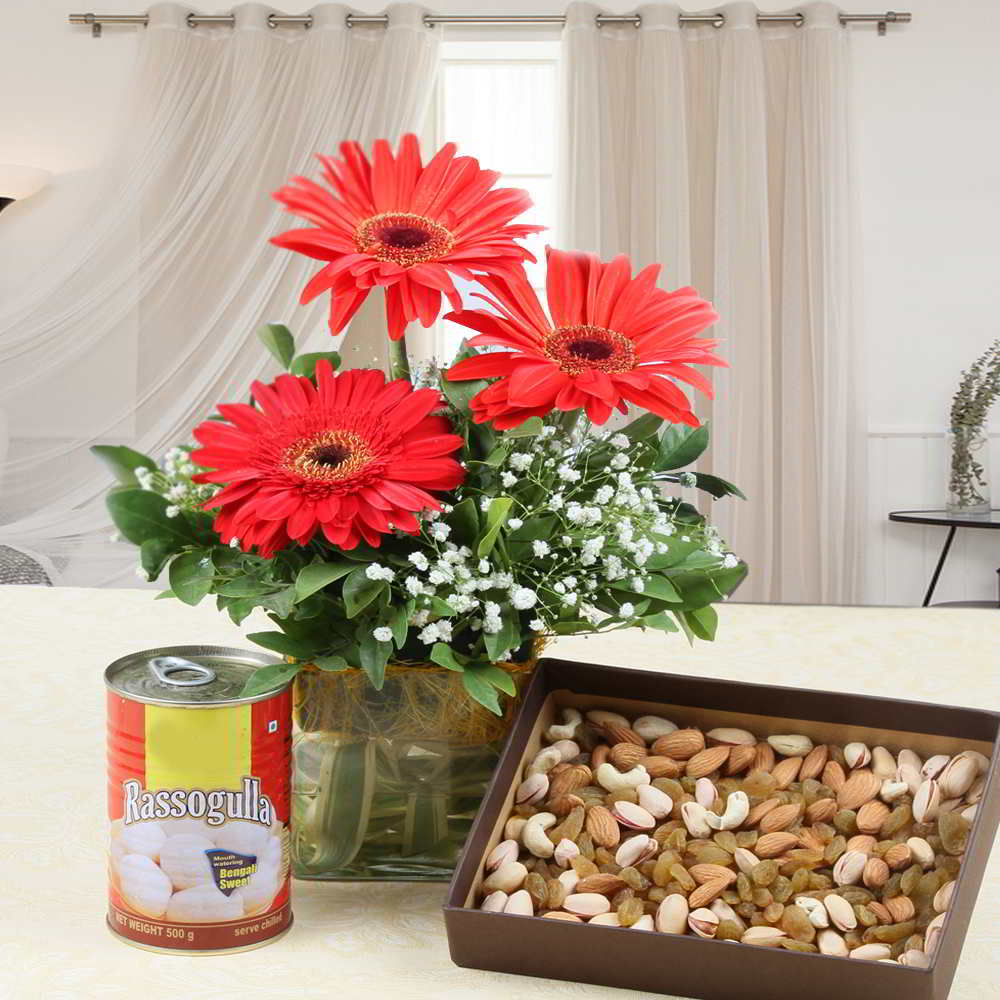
(666, 563, 747, 608)
(689, 472, 747, 500)
(484, 442, 510, 467)
(683, 605, 718, 641)
(484, 605, 519, 661)
(342, 566, 387, 617)
(90, 445, 157, 486)
(477, 496, 513, 558)
(441, 364, 488, 415)
(313, 654, 350, 671)
(154, 588, 177, 600)
(168, 551, 215, 606)
(257, 323, 295, 369)
(139, 537, 176, 579)
(461, 665, 502, 716)
(224, 598, 257, 625)
(614, 575, 681, 603)
(215, 578, 277, 597)
(474, 662, 517, 696)
(289, 351, 341, 378)
(240, 660, 302, 697)
(429, 596, 457, 616)
(448, 498, 480, 547)
(258, 585, 297, 618)
(388, 603, 409, 647)
(359, 632, 391, 690)
(247, 631, 316, 659)
(294, 561, 355, 602)
(656, 422, 710, 471)
(621, 412, 664, 441)
(643, 612, 680, 633)
(504, 416, 544, 439)
(106, 489, 197, 547)
(429, 643, 468, 672)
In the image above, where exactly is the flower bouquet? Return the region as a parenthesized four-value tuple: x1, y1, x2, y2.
(95, 134, 746, 880)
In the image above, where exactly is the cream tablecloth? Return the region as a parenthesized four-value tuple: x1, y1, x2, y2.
(1, 587, 997, 1000)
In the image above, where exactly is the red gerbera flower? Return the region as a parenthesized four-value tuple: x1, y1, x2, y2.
(191, 361, 464, 556)
(445, 248, 724, 429)
(271, 134, 543, 341)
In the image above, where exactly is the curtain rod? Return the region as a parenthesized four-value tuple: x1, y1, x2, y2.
(69, 10, 913, 38)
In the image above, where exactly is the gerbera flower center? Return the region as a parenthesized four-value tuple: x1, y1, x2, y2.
(544, 324, 637, 376)
(355, 212, 455, 268)
(281, 429, 373, 483)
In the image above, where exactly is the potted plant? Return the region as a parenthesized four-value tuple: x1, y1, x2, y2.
(95, 134, 746, 880)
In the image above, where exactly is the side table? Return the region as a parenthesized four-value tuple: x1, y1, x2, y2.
(888, 509, 1000, 607)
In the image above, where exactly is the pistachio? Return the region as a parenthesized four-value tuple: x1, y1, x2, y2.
(900, 949, 930, 968)
(637, 784, 673, 819)
(483, 861, 528, 894)
(485, 839, 519, 872)
(844, 742, 871, 769)
(906, 837, 935, 868)
(912, 779, 941, 824)
(553, 838, 580, 869)
(938, 755, 977, 799)
(920, 754, 950, 780)
(557, 869, 580, 893)
(925, 912, 947, 954)
(695, 777, 717, 810)
(733, 847, 760, 875)
(586, 709, 630, 729)
(563, 892, 612, 917)
(615, 834, 656, 868)
(681, 801, 713, 838)
(588, 911, 621, 926)
(741, 926, 786, 947)
(794, 895, 829, 928)
(503, 889, 534, 915)
(767, 734, 814, 758)
(817, 929, 849, 956)
(504, 816, 527, 842)
(542, 911, 583, 922)
(633, 715, 677, 743)
(656, 893, 689, 934)
(879, 779, 908, 803)
(823, 893, 857, 931)
(632, 914, 655, 931)
(550, 739, 581, 762)
(850, 944, 891, 961)
(833, 850, 867, 886)
(480, 890, 508, 912)
(515, 772, 549, 805)
(611, 800, 656, 831)
(706, 727, 757, 747)
(710, 898, 746, 931)
(933, 881, 955, 913)
(871, 746, 897, 781)
(688, 907, 720, 938)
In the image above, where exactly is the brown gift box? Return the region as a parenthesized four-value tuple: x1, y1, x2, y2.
(444, 658, 1000, 1000)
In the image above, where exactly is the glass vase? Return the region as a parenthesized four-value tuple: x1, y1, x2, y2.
(290, 660, 533, 881)
(946, 424, 992, 515)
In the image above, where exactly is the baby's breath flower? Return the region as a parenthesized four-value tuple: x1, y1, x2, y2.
(723, 553, 739, 568)
(372, 626, 393, 642)
(532, 540, 551, 558)
(507, 518, 524, 531)
(366, 563, 394, 581)
(511, 587, 538, 610)
(430, 522, 451, 541)
(610, 453, 629, 470)
(501, 471, 517, 487)
(610, 433, 630, 449)
(619, 602, 635, 617)
(509, 452, 532, 472)
(408, 552, 429, 571)
(165, 505, 180, 519)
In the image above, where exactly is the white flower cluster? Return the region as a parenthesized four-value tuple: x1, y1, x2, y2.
(133, 446, 217, 515)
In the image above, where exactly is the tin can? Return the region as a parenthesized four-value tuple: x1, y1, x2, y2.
(106, 646, 292, 953)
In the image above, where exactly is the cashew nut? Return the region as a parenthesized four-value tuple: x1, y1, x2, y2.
(545, 708, 582, 742)
(595, 762, 650, 793)
(521, 812, 557, 858)
(705, 790, 749, 831)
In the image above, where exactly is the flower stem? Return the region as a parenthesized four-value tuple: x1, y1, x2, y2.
(389, 335, 411, 383)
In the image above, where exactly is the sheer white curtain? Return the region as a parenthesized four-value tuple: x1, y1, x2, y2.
(558, 1, 864, 604)
(0, 2, 438, 586)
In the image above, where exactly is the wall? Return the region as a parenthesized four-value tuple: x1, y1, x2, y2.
(2, 0, 999, 602)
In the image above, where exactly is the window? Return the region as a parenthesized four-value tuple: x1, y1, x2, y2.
(428, 39, 559, 360)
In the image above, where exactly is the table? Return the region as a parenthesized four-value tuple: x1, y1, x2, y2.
(889, 509, 1000, 607)
(2, 587, 998, 1000)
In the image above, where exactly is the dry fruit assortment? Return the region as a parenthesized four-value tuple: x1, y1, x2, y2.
(476, 707, 989, 966)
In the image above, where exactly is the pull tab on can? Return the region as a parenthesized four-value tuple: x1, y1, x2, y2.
(148, 655, 217, 687)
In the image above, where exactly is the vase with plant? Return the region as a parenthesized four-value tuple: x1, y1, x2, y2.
(94, 134, 747, 881)
(947, 340, 1000, 514)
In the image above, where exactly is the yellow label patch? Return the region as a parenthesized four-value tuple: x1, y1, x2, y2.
(145, 704, 250, 791)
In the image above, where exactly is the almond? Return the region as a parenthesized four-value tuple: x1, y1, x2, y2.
(797, 827, 827, 852)
(886, 895, 915, 923)
(726, 745, 756, 775)
(688, 876, 730, 909)
(689, 864, 737, 886)
(548, 764, 591, 799)
(822, 760, 846, 793)
(590, 744, 610, 769)
(867, 900, 893, 924)
(585, 805, 620, 848)
(884, 843, 912, 871)
(746, 797, 782, 827)
(642, 756, 682, 778)
(753, 742, 776, 772)
(845, 834, 876, 856)
(575, 873, 627, 895)
(755, 832, 799, 858)
(758, 803, 803, 834)
(806, 798, 837, 824)
(686, 746, 730, 779)
(609, 743, 646, 770)
(654, 728, 705, 761)
(837, 768, 879, 810)
(855, 799, 890, 835)
(548, 793, 585, 817)
(604, 722, 645, 748)
(799, 744, 829, 782)
(862, 856, 889, 889)
(771, 757, 802, 789)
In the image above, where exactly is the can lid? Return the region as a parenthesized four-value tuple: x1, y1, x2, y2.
(105, 645, 285, 706)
